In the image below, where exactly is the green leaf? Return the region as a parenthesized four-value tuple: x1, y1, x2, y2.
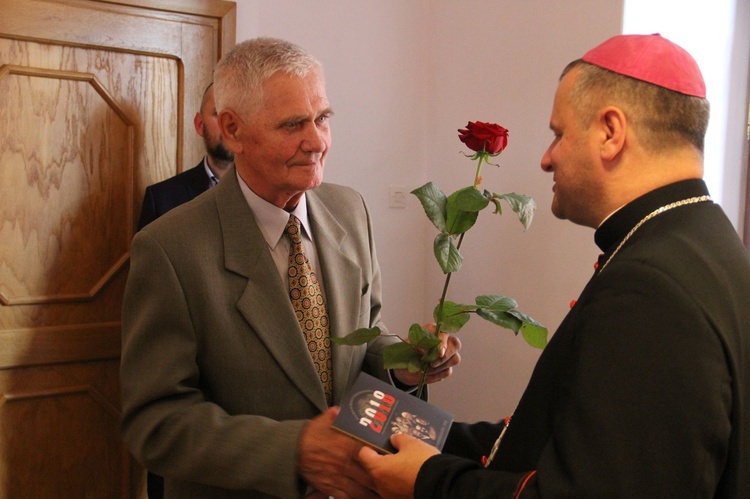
(412, 182, 447, 233)
(408, 355, 424, 372)
(453, 186, 489, 212)
(473, 295, 549, 349)
(421, 346, 442, 364)
(506, 308, 542, 327)
(332, 326, 381, 345)
(408, 324, 442, 350)
(476, 308, 522, 332)
(446, 208, 479, 236)
(445, 189, 480, 235)
(497, 192, 537, 230)
(476, 295, 517, 327)
(382, 342, 421, 371)
(475, 294, 518, 311)
(508, 309, 548, 349)
(434, 300, 473, 333)
(520, 322, 548, 349)
(433, 234, 463, 274)
(406, 324, 442, 364)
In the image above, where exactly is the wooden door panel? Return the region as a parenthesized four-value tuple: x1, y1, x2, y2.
(0, 57, 136, 305)
(0, 1, 235, 496)
(0, 361, 126, 497)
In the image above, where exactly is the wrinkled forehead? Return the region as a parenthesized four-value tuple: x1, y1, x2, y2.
(255, 70, 330, 117)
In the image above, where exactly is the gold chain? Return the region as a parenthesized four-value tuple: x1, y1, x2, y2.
(598, 195, 712, 274)
(481, 195, 712, 468)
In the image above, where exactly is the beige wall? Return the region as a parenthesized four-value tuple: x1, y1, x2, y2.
(232, 0, 620, 422)
(230, 1, 747, 422)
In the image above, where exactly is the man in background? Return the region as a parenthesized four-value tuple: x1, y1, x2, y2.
(121, 37, 460, 498)
(137, 82, 234, 230)
(357, 33, 750, 498)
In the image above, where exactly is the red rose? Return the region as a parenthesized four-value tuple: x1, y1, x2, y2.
(458, 121, 509, 154)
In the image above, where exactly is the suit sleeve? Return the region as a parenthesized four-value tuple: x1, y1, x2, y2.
(348, 191, 398, 382)
(442, 421, 502, 461)
(120, 230, 308, 498)
(417, 455, 530, 499)
(414, 260, 732, 497)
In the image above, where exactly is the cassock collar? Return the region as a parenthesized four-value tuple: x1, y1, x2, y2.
(594, 178, 710, 254)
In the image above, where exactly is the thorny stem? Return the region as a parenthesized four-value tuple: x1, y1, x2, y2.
(417, 152, 486, 398)
(434, 153, 483, 343)
(433, 232, 465, 336)
(416, 369, 429, 399)
(473, 154, 485, 188)
(418, 230, 467, 398)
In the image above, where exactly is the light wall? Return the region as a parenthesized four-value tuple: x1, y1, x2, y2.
(623, 0, 750, 230)
(232, 1, 747, 422)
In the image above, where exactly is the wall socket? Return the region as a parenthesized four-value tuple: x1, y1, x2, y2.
(388, 185, 407, 209)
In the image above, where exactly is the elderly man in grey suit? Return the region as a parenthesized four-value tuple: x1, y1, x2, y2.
(120, 37, 461, 498)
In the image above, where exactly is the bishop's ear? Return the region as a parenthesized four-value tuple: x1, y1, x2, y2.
(599, 106, 627, 161)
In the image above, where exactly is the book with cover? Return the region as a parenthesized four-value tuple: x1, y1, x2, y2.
(333, 372, 453, 454)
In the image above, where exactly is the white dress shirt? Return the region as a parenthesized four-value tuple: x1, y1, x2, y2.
(236, 171, 326, 296)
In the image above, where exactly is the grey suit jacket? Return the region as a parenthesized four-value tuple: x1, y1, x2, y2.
(121, 168, 396, 498)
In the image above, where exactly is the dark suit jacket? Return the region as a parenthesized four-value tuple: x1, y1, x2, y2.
(121, 167, 398, 498)
(137, 160, 212, 230)
(417, 179, 750, 498)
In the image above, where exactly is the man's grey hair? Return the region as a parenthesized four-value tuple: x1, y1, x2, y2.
(213, 37, 322, 118)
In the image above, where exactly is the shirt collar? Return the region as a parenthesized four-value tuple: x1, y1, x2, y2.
(236, 170, 311, 249)
(203, 157, 219, 187)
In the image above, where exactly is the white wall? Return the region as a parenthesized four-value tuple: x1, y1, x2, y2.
(232, 1, 746, 422)
(419, 3, 623, 421)
(235, 4, 433, 389)
(623, 0, 750, 231)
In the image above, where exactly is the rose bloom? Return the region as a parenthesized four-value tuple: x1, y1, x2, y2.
(458, 121, 509, 154)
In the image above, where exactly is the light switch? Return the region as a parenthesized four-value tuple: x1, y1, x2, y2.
(389, 185, 407, 209)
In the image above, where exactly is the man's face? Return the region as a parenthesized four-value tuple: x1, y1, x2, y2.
(230, 70, 332, 210)
(196, 86, 234, 163)
(540, 67, 604, 228)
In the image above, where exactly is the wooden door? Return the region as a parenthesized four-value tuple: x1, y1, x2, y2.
(744, 64, 750, 249)
(0, 1, 235, 496)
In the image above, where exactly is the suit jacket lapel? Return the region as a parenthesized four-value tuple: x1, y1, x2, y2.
(216, 170, 328, 411)
(306, 190, 363, 403)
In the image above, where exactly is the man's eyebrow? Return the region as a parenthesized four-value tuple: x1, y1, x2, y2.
(279, 108, 335, 124)
(273, 114, 306, 127)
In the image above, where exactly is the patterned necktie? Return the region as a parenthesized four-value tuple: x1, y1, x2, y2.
(285, 214, 332, 405)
